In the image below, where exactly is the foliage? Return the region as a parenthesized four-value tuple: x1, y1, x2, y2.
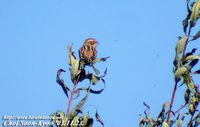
(140, 0, 200, 126)
(50, 44, 109, 127)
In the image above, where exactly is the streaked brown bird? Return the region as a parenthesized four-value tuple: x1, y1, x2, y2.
(79, 38, 98, 65)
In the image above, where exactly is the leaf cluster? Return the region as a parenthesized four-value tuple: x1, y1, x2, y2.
(51, 44, 109, 127)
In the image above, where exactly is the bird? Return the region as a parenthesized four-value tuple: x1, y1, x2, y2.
(79, 38, 98, 65)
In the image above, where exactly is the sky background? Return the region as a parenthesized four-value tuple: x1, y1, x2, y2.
(0, 0, 200, 127)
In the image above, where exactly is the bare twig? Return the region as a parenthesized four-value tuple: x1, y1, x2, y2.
(167, 82, 178, 123)
(175, 104, 187, 114)
(67, 74, 81, 115)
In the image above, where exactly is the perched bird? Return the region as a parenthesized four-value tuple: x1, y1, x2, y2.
(79, 38, 98, 65)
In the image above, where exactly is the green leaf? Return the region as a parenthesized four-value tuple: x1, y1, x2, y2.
(70, 59, 81, 83)
(139, 120, 145, 127)
(168, 120, 175, 127)
(76, 84, 105, 95)
(183, 17, 189, 34)
(162, 121, 169, 127)
(182, 0, 192, 33)
(192, 94, 199, 107)
(192, 31, 200, 41)
(67, 44, 81, 83)
(184, 89, 190, 104)
(193, 69, 200, 74)
(185, 48, 197, 58)
(183, 72, 195, 91)
(187, 59, 199, 70)
(92, 56, 110, 63)
(100, 56, 110, 61)
(82, 115, 89, 126)
(174, 66, 188, 81)
(56, 69, 70, 98)
(157, 109, 165, 123)
(91, 74, 100, 85)
(68, 44, 76, 66)
(177, 118, 184, 127)
(177, 36, 188, 54)
(189, 104, 195, 115)
(185, 55, 200, 61)
(70, 91, 89, 118)
(190, 0, 200, 27)
(89, 87, 105, 94)
(157, 102, 171, 122)
(71, 116, 80, 126)
(95, 111, 104, 127)
(164, 102, 171, 108)
(188, 80, 195, 91)
(163, 102, 171, 111)
(79, 70, 107, 85)
(51, 111, 68, 127)
(86, 118, 93, 127)
(177, 113, 189, 127)
(174, 36, 188, 66)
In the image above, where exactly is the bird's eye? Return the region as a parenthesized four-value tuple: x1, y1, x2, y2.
(90, 41, 95, 45)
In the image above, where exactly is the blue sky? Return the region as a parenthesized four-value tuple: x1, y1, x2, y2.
(0, 0, 199, 127)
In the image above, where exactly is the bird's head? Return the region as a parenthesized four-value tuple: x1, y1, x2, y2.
(84, 38, 99, 48)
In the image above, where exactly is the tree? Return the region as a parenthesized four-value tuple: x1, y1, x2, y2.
(140, 0, 200, 126)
